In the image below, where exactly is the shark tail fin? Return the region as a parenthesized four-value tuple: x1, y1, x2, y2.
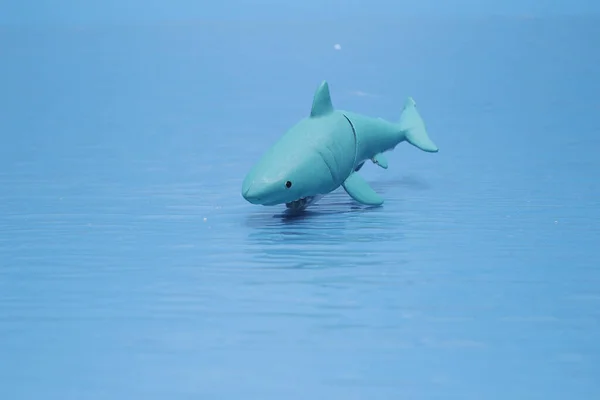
(398, 97, 438, 153)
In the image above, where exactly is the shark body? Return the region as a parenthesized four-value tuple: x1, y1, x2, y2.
(242, 81, 438, 210)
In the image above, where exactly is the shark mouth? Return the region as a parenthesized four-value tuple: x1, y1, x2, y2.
(285, 195, 323, 210)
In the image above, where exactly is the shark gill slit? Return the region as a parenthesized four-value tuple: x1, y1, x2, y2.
(324, 142, 340, 182)
(312, 115, 357, 189)
(315, 146, 337, 187)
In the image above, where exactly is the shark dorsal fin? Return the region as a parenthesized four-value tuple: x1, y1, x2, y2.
(310, 81, 334, 117)
(404, 97, 416, 109)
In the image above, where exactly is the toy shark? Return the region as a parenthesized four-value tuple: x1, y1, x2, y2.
(241, 80, 438, 210)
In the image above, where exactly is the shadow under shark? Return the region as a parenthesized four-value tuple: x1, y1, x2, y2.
(242, 80, 438, 210)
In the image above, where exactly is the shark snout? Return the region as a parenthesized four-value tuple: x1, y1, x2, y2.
(241, 147, 335, 206)
(242, 176, 293, 205)
(242, 180, 268, 204)
(242, 180, 257, 203)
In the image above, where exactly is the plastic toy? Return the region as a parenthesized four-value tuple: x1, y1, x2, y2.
(241, 81, 438, 210)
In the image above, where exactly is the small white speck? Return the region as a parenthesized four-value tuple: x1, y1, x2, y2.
(554, 220, 558, 224)
(333, 43, 341, 50)
(203, 218, 207, 222)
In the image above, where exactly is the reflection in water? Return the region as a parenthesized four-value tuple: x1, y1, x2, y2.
(244, 188, 409, 269)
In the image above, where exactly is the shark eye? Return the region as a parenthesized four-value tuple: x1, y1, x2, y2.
(285, 181, 292, 189)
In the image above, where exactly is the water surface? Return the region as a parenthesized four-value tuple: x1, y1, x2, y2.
(1, 17, 599, 399)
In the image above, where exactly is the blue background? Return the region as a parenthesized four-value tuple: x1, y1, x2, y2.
(1, 1, 599, 399)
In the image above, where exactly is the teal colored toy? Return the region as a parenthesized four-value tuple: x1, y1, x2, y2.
(242, 81, 438, 210)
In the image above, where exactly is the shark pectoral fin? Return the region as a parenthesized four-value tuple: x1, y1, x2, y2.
(372, 153, 388, 169)
(342, 173, 384, 206)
